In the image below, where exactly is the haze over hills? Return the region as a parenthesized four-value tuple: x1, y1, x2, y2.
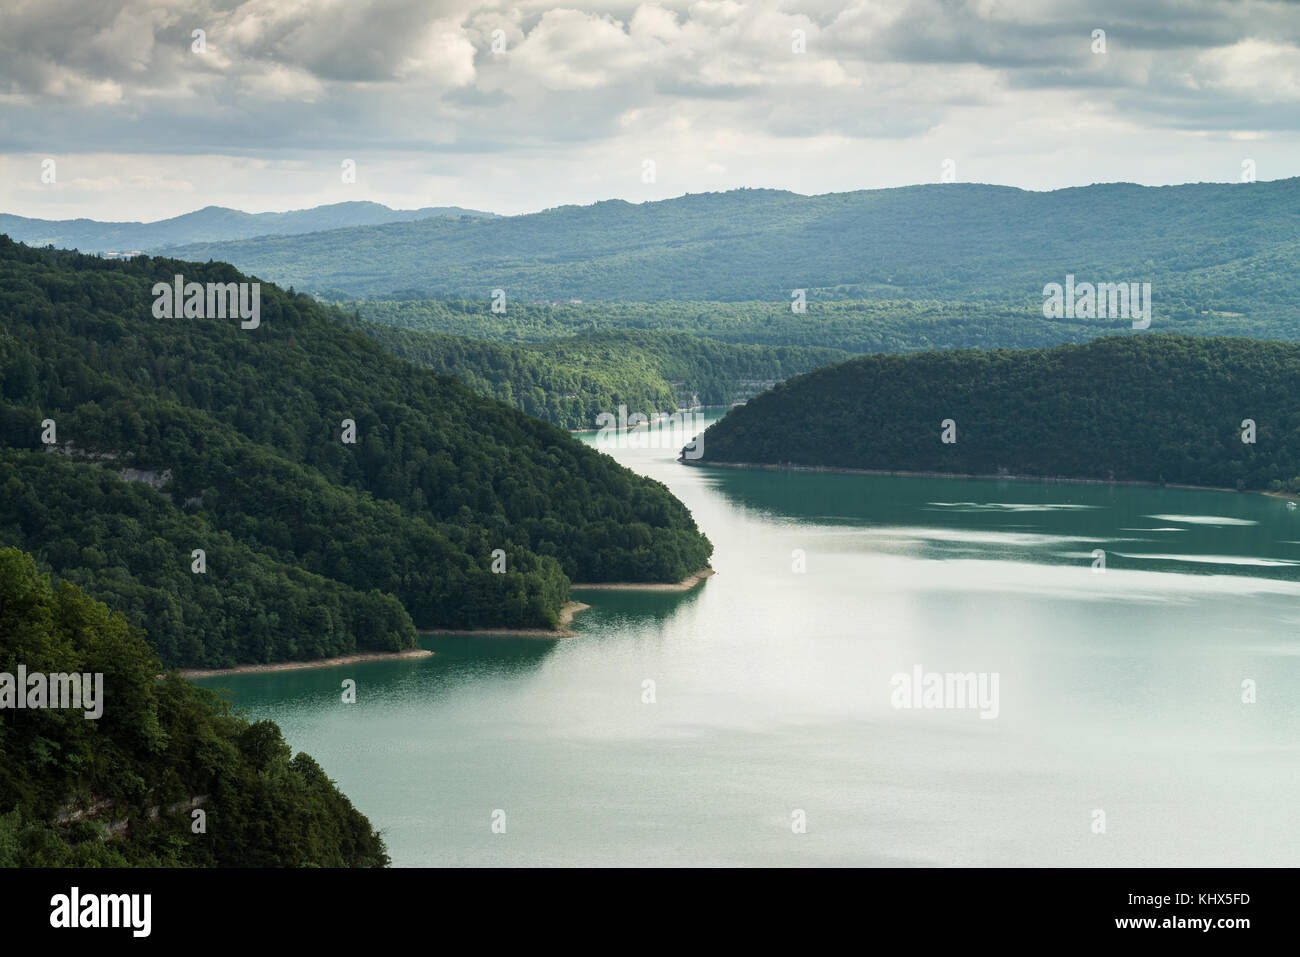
(161, 180, 1300, 321)
(0, 201, 496, 255)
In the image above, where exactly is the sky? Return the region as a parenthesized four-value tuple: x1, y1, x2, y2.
(1, 0, 1298, 222)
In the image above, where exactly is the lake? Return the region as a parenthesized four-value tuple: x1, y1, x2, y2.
(195, 409, 1300, 866)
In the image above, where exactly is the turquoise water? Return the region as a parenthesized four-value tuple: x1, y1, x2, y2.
(196, 410, 1300, 866)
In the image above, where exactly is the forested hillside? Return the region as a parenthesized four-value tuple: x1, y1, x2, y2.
(693, 335, 1300, 491)
(0, 547, 388, 867)
(353, 321, 847, 429)
(167, 181, 1300, 321)
(0, 239, 712, 669)
(354, 296, 1284, 354)
(0, 455, 419, 668)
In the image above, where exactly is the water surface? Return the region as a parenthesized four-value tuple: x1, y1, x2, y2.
(197, 410, 1300, 866)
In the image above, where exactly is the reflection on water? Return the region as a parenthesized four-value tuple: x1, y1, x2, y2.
(704, 466, 1300, 580)
(196, 409, 1300, 867)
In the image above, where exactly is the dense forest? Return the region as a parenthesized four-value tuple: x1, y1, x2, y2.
(0, 547, 388, 866)
(0, 239, 712, 669)
(0, 454, 419, 668)
(351, 321, 847, 429)
(353, 296, 1285, 355)
(165, 180, 1300, 320)
(692, 335, 1300, 492)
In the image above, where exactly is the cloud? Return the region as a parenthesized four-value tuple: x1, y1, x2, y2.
(1, 0, 1289, 140)
(1, 0, 1298, 219)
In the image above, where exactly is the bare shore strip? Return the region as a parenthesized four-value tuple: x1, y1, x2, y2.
(175, 603, 596, 678)
(570, 567, 716, 591)
(176, 647, 434, 679)
(179, 571, 718, 677)
(419, 600, 592, 639)
(419, 568, 715, 639)
(682, 459, 1298, 500)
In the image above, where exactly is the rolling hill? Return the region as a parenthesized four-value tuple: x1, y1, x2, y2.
(0, 201, 495, 255)
(690, 334, 1300, 492)
(0, 238, 712, 669)
(161, 181, 1300, 326)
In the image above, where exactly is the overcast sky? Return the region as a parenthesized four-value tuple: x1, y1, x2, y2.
(2, 0, 1297, 222)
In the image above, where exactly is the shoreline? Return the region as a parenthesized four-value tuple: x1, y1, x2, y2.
(176, 647, 435, 679)
(178, 573, 712, 675)
(419, 600, 592, 639)
(681, 459, 1298, 500)
(568, 406, 708, 435)
(570, 567, 715, 592)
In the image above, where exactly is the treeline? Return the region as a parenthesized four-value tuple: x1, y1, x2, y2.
(0, 547, 388, 867)
(0, 239, 712, 668)
(694, 334, 1300, 491)
(351, 321, 847, 429)
(350, 297, 1289, 357)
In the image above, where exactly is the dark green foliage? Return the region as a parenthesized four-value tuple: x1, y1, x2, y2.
(0, 239, 712, 667)
(353, 321, 847, 429)
(352, 295, 1300, 357)
(0, 454, 417, 669)
(696, 335, 1300, 491)
(0, 547, 388, 867)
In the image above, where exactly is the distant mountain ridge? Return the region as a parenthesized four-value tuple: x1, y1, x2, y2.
(0, 200, 496, 254)
(158, 180, 1300, 315)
